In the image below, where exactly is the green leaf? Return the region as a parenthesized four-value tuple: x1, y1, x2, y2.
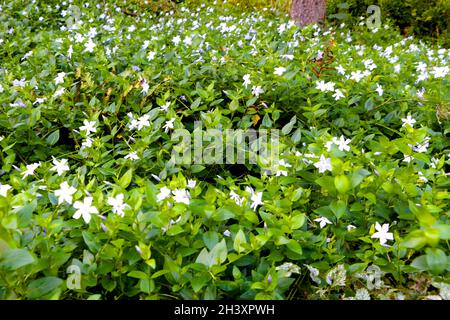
(0, 248, 35, 270)
(17, 204, 34, 228)
(127, 270, 148, 280)
(334, 175, 351, 194)
(426, 248, 448, 274)
(286, 239, 302, 255)
(118, 168, 133, 189)
(26, 277, 63, 299)
(82, 231, 100, 253)
(139, 279, 154, 294)
(203, 231, 219, 251)
(210, 239, 227, 265)
(233, 229, 247, 254)
(46, 130, 60, 145)
(401, 230, 427, 249)
(281, 116, 296, 135)
(196, 248, 211, 267)
(329, 200, 347, 219)
(435, 224, 450, 240)
(230, 99, 239, 112)
(291, 213, 305, 229)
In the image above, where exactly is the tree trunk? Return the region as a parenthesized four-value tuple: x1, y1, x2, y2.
(290, 0, 327, 26)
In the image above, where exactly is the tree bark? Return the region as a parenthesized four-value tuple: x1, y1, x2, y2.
(290, 0, 327, 26)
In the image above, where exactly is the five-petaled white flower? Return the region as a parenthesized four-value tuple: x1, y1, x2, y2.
(251, 85, 264, 97)
(172, 188, 190, 205)
(54, 181, 77, 205)
(22, 163, 40, 178)
(333, 89, 345, 100)
(375, 83, 384, 96)
(73, 196, 98, 223)
(79, 120, 97, 135)
(84, 38, 96, 53)
(160, 102, 171, 112)
(50, 157, 70, 176)
(163, 118, 175, 133)
(54, 72, 66, 85)
(250, 191, 263, 211)
(371, 222, 394, 245)
(242, 74, 251, 88)
(401, 115, 416, 128)
(187, 179, 197, 189)
(141, 80, 149, 95)
(0, 183, 12, 197)
(125, 151, 139, 160)
(314, 216, 332, 228)
(314, 155, 332, 173)
(107, 193, 127, 217)
(336, 135, 351, 152)
(157, 186, 171, 202)
(274, 66, 286, 76)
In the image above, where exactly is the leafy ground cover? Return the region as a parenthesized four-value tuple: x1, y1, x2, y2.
(0, 0, 449, 300)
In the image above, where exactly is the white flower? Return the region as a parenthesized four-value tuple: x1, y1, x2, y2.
(172, 35, 181, 45)
(22, 163, 40, 178)
(276, 159, 291, 177)
(276, 262, 301, 277)
(316, 80, 335, 92)
(50, 157, 70, 176)
(172, 188, 190, 205)
(371, 222, 394, 245)
(336, 65, 346, 75)
(314, 216, 332, 228)
(223, 230, 231, 237)
(350, 70, 364, 82)
(157, 186, 171, 202)
(403, 155, 413, 163)
(34, 98, 46, 105)
(73, 197, 98, 224)
(183, 36, 192, 46)
(125, 151, 139, 160)
(13, 78, 26, 87)
(250, 191, 263, 211)
(187, 179, 197, 189)
(375, 84, 384, 96)
(160, 102, 171, 112)
(0, 183, 12, 197)
(53, 87, 65, 98)
(54, 181, 77, 205)
(136, 114, 150, 131)
(230, 190, 244, 206)
(81, 137, 93, 149)
(431, 66, 449, 78)
(163, 118, 175, 133)
(54, 72, 66, 85)
(84, 38, 96, 53)
(314, 155, 332, 173)
(333, 89, 345, 100)
(336, 135, 351, 152)
(401, 115, 416, 128)
(274, 66, 286, 76)
(251, 85, 264, 97)
(394, 64, 401, 74)
(107, 193, 127, 217)
(141, 80, 149, 95)
(147, 51, 156, 61)
(242, 74, 251, 88)
(79, 120, 97, 135)
(68, 45, 73, 59)
(347, 225, 357, 231)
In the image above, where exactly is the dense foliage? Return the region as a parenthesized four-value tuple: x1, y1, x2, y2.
(0, 0, 449, 300)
